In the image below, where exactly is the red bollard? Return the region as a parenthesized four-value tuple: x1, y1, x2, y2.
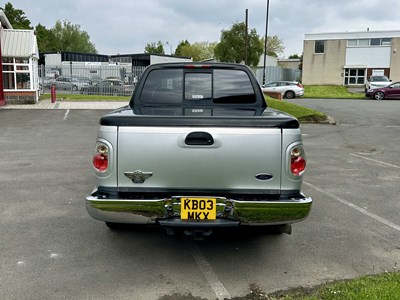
(50, 84, 56, 103)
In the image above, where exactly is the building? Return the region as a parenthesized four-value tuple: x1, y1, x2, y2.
(278, 58, 301, 70)
(0, 11, 40, 104)
(302, 30, 400, 86)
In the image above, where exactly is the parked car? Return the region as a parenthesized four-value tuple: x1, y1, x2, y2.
(80, 79, 134, 96)
(365, 75, 391, 92)
(54, 76, 91, 91)
(365, 82, 400, 100)
(39, 76, 56, 89)
(261, 81, 304, 99)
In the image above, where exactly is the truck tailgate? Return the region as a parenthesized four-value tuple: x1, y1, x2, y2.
(117, 126, 282, 193)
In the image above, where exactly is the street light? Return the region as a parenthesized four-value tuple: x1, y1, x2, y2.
(262, 0, 270, 85)
(165, 42, 173, 55)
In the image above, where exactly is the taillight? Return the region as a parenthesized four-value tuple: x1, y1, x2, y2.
(290, 146, 306, 176)
(93, 143, 109, 172)
(297, 83, 304, 88)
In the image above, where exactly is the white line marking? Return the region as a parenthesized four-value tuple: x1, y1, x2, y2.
(185, 240, 231, 300)
(350, 153, 400, 169)
(63, 109, 70, 120)
(304, 181, 400, 232)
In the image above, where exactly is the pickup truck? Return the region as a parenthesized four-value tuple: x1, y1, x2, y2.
(86, 63, 312, 237)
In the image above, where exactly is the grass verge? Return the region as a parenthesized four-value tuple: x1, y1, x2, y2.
(268, 272, 400, 300)
(266, 97, 328, 123)
(304, 85, 365, 99)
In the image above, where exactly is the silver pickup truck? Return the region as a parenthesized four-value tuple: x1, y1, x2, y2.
(86, 63, 312, 237)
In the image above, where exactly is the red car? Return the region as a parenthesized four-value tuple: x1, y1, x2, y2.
(365, 82, 400, 100)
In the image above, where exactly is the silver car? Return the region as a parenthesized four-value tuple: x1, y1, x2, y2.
(365, 75, 391, 92)
(261, 81, 304, 99)
(54, 76, 90, 91)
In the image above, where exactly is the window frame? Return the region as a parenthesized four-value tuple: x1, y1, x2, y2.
(2, 56, 32, 90)
(314, 40, 325, 54)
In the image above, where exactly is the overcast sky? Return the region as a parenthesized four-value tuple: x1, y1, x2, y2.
(5, 0, 400, 58)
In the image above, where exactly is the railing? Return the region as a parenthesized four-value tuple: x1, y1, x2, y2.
(39, 64, 146, 96)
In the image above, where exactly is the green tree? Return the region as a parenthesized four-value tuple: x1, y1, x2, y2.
(176, 41, 217, 61)
(288, 54, 301, 59)
(174, 40, 190, 56)
(144, 41, 165, 54)
(0, 2, 32, 29)
(35, 23, 57, 53)
(214, 22, 263, 67)
(262, 35, 285, 57)
(50, 20, 97, 53)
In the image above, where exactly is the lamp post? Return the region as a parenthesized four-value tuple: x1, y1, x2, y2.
(165, 42, 173, 55)
(262, 0, 270, 85)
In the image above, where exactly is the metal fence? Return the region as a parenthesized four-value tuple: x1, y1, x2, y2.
(39, 64, 146, 97)
(39, 64, 302, 96)
(255, 66, 302, 84)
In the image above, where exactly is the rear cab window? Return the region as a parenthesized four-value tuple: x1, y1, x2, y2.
(139, 68, 256, 105)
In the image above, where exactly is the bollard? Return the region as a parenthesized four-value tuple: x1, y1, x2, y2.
(50, 84, 56, 103)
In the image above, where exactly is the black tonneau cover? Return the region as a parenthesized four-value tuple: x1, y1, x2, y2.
(100, 107, 299, 129)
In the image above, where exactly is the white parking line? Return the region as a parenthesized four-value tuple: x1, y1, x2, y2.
(304, 181, 400, 232)
(63, 109, 70, 121)
(185, 240, 231, 300)
(350, 153, 400, 169)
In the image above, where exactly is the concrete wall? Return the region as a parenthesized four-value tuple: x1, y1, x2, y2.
(302, 39, 346, 85)
(390, 37, 400, 82)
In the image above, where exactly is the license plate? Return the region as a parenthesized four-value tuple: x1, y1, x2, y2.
(180, 197, 216, 220)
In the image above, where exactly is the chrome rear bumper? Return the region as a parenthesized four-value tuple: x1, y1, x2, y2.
(85, 190, 312, 226)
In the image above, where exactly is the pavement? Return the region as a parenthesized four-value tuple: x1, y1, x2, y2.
(0, 99, 129, 110)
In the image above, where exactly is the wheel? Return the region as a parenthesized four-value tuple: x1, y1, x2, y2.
(284, 90, 295, 99)
(374, 91, 385, 100)
(72, 85, 78, 91)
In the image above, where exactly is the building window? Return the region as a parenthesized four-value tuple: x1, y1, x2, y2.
(344, 68, 365, 85)
(2, 57, 31, 90)
(315, 40, 325, 53)
(347, 38, 392, 47)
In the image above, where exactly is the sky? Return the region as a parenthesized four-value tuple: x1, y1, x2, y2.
(4, 0, 400, 58)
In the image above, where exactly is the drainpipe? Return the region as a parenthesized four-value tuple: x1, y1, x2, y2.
(0, 27, 5, 106)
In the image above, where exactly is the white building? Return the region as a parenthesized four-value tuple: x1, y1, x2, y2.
(0, 11, 40, 104)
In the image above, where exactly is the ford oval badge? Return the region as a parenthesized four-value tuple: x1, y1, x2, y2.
(255, 173, 273, 181)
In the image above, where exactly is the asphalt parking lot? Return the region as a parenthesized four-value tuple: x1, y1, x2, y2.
(0, 100, 399, 300)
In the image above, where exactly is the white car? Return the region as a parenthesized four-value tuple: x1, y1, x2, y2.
(261, 81, 304, 99)
(365, 76, 391, 91)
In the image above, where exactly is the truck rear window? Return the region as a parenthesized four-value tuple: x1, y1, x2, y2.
(139, 69, 256, 104)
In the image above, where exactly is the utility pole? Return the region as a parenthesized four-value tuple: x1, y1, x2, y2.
(244, 9, 249, 65)
(262, 0, 270, 85)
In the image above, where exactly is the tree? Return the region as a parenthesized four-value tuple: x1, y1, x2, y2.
(50, 20, 97, 53)
(214, 22, 263, 67)
(262, 35, 285, 58)
(174, 40, 190, 56)
(175, 41, 217, 61)
(35, 23, 57, 53)
(288, 54, 301, 59)
(0, 2, 32, 29)
(144, 41, 165, 54)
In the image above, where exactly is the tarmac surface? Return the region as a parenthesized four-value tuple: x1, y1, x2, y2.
(0, 99, 128, 110)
